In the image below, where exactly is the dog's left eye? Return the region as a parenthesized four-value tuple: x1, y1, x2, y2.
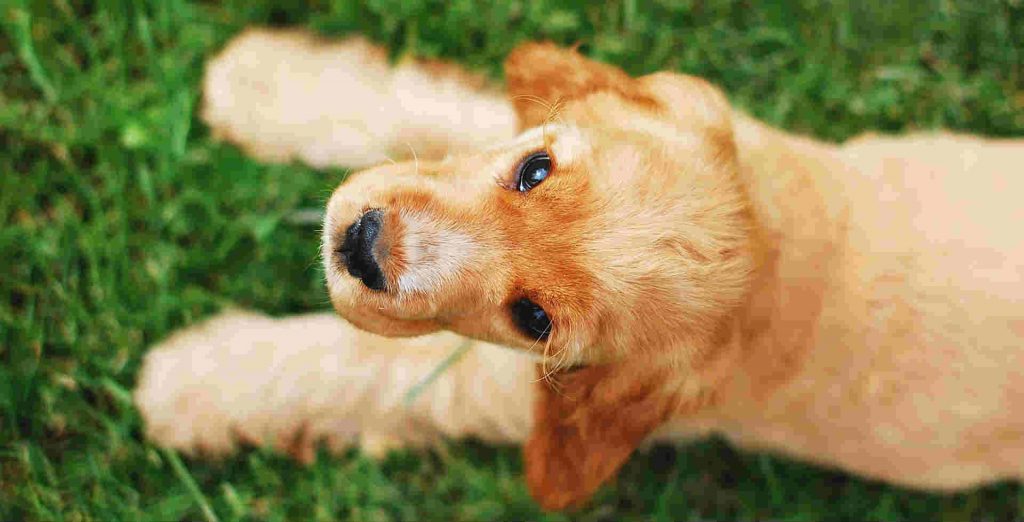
(516, 152, 551, 192)
(510, 298, 551, 340)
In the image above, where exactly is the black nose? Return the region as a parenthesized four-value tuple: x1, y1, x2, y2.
(337, 210, 386, 291)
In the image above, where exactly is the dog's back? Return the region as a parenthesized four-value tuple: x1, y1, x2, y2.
(727, 132, 1024, 488)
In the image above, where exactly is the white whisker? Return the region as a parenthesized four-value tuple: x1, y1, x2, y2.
(405, 142, 420, 177)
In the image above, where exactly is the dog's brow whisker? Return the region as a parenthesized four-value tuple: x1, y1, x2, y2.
(404, 142, 420, 177)
(534, 322, 575, 391)
(533, 332, 554, 381)
(511, 93, 555, 113)
(527, 324, 551, 353)
(542, 98, 565, 146)
(531, 98, 565, 150)
(510, 93, 564, 150)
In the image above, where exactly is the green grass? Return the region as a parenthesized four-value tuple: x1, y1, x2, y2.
(2, 0, 1022, 520)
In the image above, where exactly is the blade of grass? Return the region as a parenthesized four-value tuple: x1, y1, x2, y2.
(6, 8, 58, 103)
(162, 448, 220, 522)
(403, 338, 473, 406)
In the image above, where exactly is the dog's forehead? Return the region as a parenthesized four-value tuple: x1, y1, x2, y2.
(474, 124, 589, 168)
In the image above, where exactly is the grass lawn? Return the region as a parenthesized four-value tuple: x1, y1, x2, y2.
(2, 0, 1023, 520)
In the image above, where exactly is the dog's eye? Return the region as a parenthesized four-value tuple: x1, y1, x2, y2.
(510, 298, 551, 340)
(516, 152, 551, 192)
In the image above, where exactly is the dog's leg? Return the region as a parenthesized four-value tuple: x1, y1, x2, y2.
(201, 29, 517, 168)
(134, 311, 534, 462)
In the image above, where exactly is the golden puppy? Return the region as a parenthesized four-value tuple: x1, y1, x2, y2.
(136, 29, 1024, 510)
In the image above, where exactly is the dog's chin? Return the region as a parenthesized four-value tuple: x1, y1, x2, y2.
(328, 284, 442, 338)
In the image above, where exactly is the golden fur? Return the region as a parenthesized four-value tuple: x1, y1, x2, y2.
(136, 29, 1024, 510)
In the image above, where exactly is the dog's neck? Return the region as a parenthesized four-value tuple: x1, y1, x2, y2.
(726, 113, 852, 400)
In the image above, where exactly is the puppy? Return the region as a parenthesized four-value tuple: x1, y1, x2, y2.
(136, 29, 1024, 510)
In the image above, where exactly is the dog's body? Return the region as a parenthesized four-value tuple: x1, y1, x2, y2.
(136, 30, 1024, 509)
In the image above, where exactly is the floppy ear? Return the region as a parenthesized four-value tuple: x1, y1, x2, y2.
(504, 42, 659, 129)
(524, 363, 681, 511)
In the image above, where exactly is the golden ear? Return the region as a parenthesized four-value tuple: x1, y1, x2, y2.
(504, 42, 659, 129)
(523, 363, 678, 511)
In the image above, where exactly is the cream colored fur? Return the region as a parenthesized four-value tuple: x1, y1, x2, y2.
(135, 310, 702, 458)
(202, 29, 516, 167)
(136, 311, 534, 461)
(136, 29, 1024, 496)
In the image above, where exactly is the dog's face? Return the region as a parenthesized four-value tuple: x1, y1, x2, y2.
(324, 46, 752, 367)
(323, 43, 756, 509)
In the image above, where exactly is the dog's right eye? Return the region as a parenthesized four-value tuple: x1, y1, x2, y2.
(516, 152, 551, 192)
(510, 298, 551, 340)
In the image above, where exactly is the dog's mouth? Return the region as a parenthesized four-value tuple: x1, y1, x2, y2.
(336, 209, 387, 292)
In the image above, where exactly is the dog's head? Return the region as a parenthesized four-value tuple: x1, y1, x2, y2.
(323, 43, 756, 509)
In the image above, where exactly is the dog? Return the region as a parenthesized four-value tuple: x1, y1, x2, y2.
(135, 29, 1024, 510)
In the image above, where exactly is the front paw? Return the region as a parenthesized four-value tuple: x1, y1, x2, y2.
(134, 339, 241, 456)
(133, 312, 288, 457)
